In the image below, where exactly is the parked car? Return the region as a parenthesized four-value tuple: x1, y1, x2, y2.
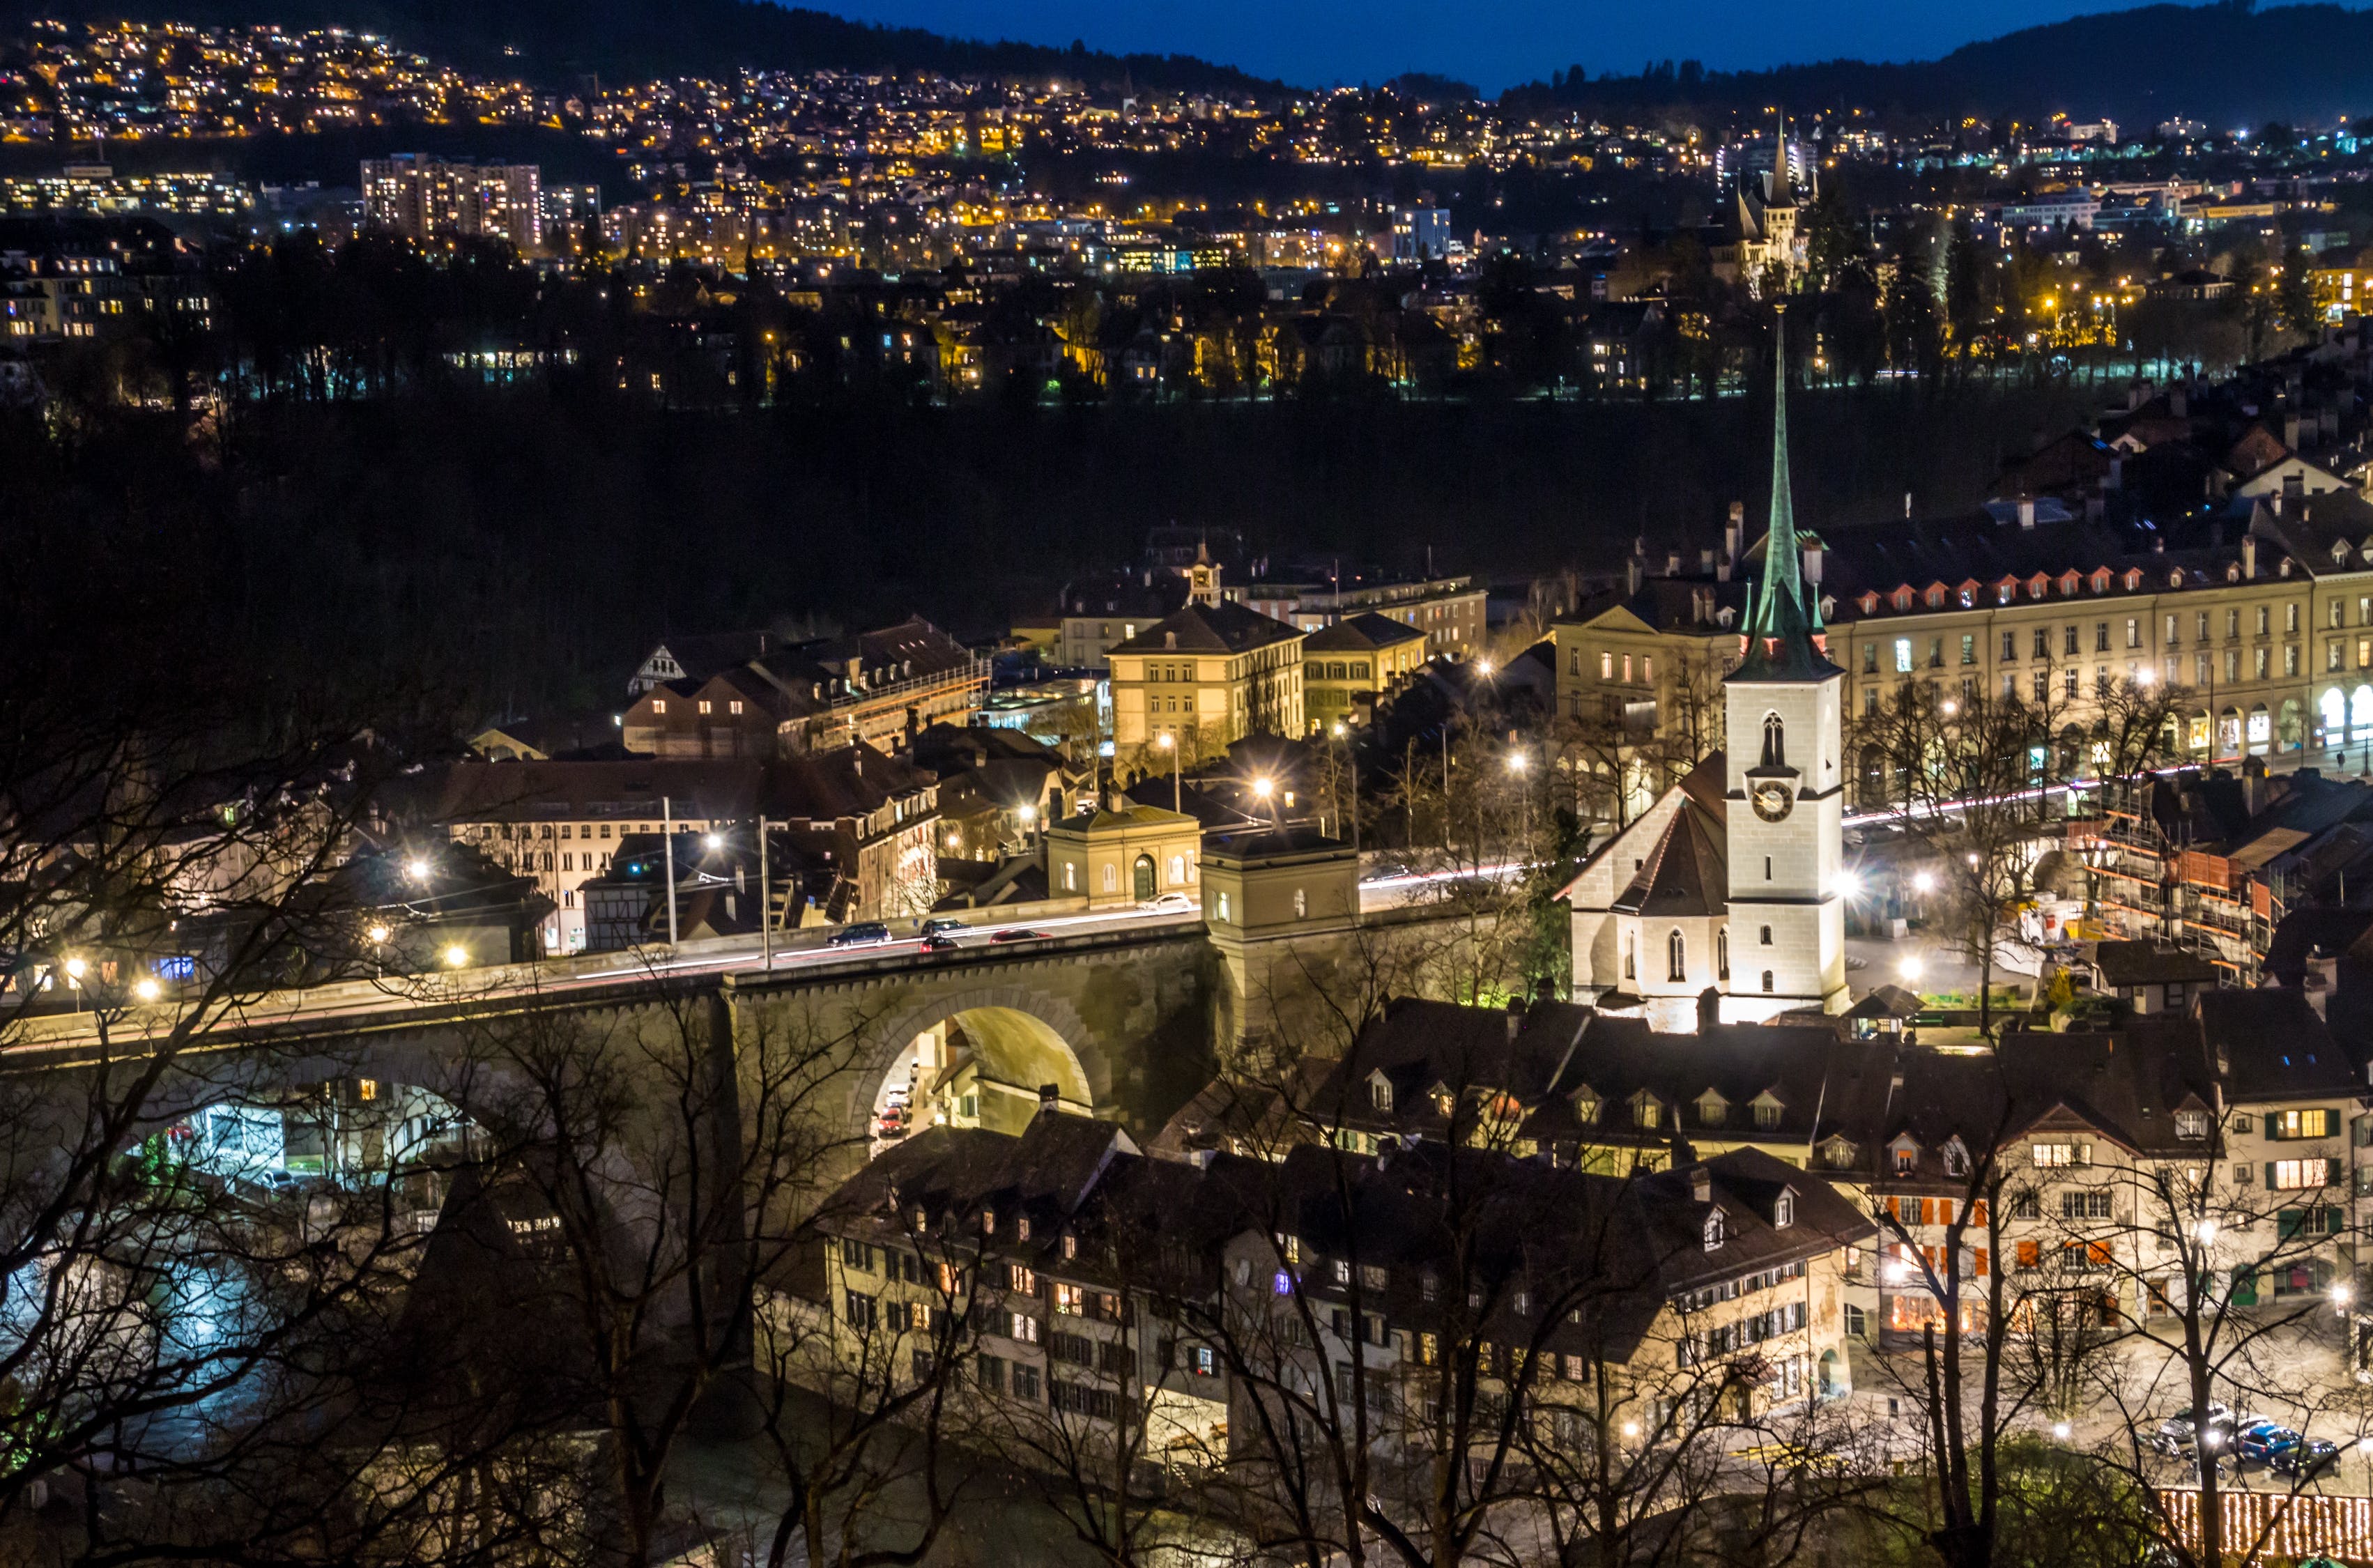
(920, 917, 966, 937)
(826, 922, 893, 948)
(1136, 891, 1193, 913)
(2273, 1436, 2342, 1478)
(988, 927, 1048, 944)
(2153, 1405, 2235, 1456)
(921, 934, 962, 953)
(2234, 1421, 2298, 1466)
(1359, 861, 1413, 884)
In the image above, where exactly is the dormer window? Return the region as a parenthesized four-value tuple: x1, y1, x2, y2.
(1942, 1138, 1969, 1178)
(1634, 1095, 1661, 1131)
(2176, 1109, 2209, 1140)
(2123, 568, 2144, 590)
(1775, 1189, 1797, 1229)
(1822, 1137, 1859, 1170)
(1891, 585, 1915, 613)
(1703, 1210, 1726, 1251)
(1572, 1089, 1601, 1125)
(1431, 1084, 1454, 1119)
(912, 1206, 928, 1231)
(1696, 1091, 1728, 1127)
(1890, 1138, 1919, 1176)
(1016, 1217, 1031, 1242)
(982, 1208, 996, 1235)
(2027, 574, 2050, 600)
(1368, 1070, 1394, 1112)
(1062, 1233, 1078, 1261)
(2089, 569, 2111, 594)
(1859, 592, 1880, 615)
(1926, 585, 1947, 609)
(1751, 1093, 1783, 1131)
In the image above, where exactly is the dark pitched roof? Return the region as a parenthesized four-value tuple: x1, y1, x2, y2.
(1613, 794, 1728, 917)
(2092, 941, 2220, 987)
(1304, 612, 1429, 653)
(1110, 600, 1304, 656)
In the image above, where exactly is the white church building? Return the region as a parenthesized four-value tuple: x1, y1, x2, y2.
(1565, 310, 1851, 1028)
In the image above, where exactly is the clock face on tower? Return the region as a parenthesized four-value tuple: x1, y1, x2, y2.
(1751, 781, 1795, 822)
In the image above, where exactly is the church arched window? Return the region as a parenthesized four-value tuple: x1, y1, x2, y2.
(1666, 930, 1687, 983)
(1761, 712, 1786, 769)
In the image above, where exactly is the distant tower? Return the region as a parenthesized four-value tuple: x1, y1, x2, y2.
(1722, 307, 1848, 1019)
(1187, 540, 1223, 607)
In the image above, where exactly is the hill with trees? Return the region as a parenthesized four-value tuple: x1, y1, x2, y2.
(0, 0, 1288, 95)
(1505, 2, 2373, 130)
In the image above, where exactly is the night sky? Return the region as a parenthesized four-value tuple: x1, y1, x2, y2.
(812, 0, 2157, 91)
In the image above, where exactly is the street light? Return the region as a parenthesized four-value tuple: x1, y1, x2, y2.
(1898, 955, 1925, 984)
(443, 944, 469, 969)
(1157, 731, 1181, 813)
(1912, 871, 1937, 893)
(133, 977, 160, 1003)
(367, 923, 391, 945)
(406, 856, 432, 883)
(2052, 1421, 2073, 1441)
(704, 832, 723, 850)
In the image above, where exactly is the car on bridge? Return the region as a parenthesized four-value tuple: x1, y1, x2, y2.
(988, 928, 1049, 944)
(1136, 891, 1193, 913)
(921, 934, 963, 953)
(919, 917, 967, 937)
(826, 923, 895, 948)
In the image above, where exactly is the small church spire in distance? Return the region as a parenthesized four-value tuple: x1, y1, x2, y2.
(1769, 110, 1792, 205)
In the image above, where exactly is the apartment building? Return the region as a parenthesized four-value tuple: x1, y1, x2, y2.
(1556, 495, 2373, 816)
(1302, 613, 1430, 730)
(1197, 993, 2371, 1349)
(361, 154, 542, 253)
(622, 617, 988, 758)
(418, 748, 939, 950)
(1107, 555, 1307, 769)
(815, 1101, 1871, 1480)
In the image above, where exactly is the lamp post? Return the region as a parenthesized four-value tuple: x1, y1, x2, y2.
(758, 817, 773, 971)
(1330, 721, 1359, 853)
(1507, 748, 1531, 865)
(1252, 775, 1277, 829)
(661, 794, 680, 950)
(1158, 731, 1180, 813)
(63, 955, 85, 1015)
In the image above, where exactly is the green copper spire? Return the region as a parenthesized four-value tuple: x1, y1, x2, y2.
(1733, 305, 1838, 683)
(1755, 304, 1801, 628)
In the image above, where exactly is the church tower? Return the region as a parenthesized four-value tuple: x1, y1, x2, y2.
(1723, 307, 1848, 1019)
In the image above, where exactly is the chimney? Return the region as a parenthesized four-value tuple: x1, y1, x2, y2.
(1689, 1167, 1712, 1204)
(2018, 496, 2036, 530)
(1038, 1082, 1061, 1109)
(1626, 558, 1642, 594)
(1696, 985, 1721, 1033)
(2284, 414, 2302, 452)
(2106, 454, 2124, 491)
(2243, 535, 2257, 578)
(1505, 996, 1527, 1041)
(2243, 755, 2268, 816)
(1725, 502, 1744, 569)
(1666, 552, 1682, 576)
(1700, 547, 1716, 575)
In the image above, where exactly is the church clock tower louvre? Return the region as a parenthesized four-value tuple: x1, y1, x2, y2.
(1723, 306, 1850, 1020)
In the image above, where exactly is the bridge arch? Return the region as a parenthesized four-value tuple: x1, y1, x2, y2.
(862, 985, 1105, 1141)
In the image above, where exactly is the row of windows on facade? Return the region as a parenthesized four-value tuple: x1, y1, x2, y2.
(1368, 1070, 1788, 1132)
(646, 697, 744, 715)
(1853, 558, 2319, 616)
(1862, 605, 2314, 677)
(1058, 852, 1194, 894)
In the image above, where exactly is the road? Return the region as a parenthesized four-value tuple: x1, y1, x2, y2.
(6, 861, 1523, 1060)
